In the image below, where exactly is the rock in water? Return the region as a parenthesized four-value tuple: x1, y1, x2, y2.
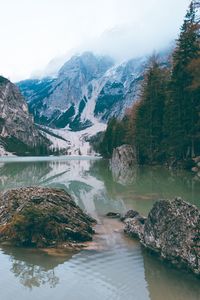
(124, 211, 146, 240)
(106, 212, 121, 218)
(110, 144, 137, 185)
(0, 187, 96, 247)
(192, 156, 200, 180)
(124, 198, 200, 275)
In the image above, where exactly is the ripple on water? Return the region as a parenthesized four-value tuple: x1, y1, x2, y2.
(58, 240, 149, 300)
(0, 158, 200, 300)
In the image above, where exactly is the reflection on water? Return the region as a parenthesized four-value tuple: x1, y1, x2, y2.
(143, 251, 200, 300)
(0, 157, 200, 300)
(7, 248, 60, 289)
(110, 163, 137, 186)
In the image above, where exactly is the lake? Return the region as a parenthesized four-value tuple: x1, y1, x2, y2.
(0, 157, 200, 300)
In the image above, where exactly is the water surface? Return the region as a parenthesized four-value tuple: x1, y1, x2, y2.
(0, 157, 199, 300)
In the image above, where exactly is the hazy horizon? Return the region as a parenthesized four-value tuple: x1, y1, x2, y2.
(0, 0, 191, 81)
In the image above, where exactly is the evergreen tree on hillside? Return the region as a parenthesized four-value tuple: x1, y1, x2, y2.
(98, 2, 200, 167)
(99, 117, 131, 158)
(135, 56, 168, 164)
(99, 118, 118, 157)
(125, 101, 140, 145)
(166, 1, 200, 160)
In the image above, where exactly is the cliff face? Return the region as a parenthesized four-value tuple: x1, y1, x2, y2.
(0, 76, 49, 155)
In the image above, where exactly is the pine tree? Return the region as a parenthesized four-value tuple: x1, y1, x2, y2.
(98, 1, 200, 166)
(99, 118, 118, 157)
(135, 56, 168, 164)
(166, 1, 200, 160)
(99, 116, 132, 157)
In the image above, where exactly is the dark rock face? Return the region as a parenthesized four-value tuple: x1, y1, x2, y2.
(124, 198, 200, 275)
(0, 76, 49, 155)
(0, 187, 96, 247)
(94, 81, 125, 120)
(110, 144, 137, 185)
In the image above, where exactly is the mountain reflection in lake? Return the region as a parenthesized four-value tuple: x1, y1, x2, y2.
(0, 157, 200, 300)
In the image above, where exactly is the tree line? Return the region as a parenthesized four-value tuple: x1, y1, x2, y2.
(99, 1, 200, 168)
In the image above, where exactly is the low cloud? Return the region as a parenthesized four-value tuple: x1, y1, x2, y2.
(40, 0, 191, 77)
(0, 0, 190, 81)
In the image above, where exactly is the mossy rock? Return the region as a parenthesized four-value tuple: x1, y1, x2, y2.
(0, 187, 96, 247)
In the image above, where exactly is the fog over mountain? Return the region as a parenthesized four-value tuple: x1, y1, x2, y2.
(0, 0, 190, 81)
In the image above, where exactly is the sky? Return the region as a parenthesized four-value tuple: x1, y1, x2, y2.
(0, 0, 191, 81)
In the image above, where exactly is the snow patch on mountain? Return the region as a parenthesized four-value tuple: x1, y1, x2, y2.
(81, 77, 109, 123)
(0, 145, 15, 157)
(41, 121, 106, 156)
(39, 73, 108, 155)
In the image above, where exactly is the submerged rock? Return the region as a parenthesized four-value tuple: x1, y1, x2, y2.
(124, 198, 200, 276)
(121, 210, 141, 221)
(106, 212, 121, 218)
(192, 156, 200, 180)
(110, 144, 137, 185)
(0, 187, 96, 247)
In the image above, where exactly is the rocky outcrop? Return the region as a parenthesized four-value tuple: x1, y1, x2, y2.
(110, 144, 137, 185)
(0, 187, 96, 247)
(0, 76, 49, 155)
(124, 198, 200, 275)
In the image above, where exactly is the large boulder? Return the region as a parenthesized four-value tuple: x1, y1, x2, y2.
(124, 198, 200, 275)
(0, 187, 96, 247)
(110, 144, 137, 185)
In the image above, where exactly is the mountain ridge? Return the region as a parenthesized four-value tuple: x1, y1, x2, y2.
(17, 52, 147, 131)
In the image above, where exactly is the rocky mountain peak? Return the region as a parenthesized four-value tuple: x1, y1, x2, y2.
(58, 51, 114, 81)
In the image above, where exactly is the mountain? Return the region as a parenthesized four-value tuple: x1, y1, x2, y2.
(93, 57, 146, 120)
(18, 52, 146, 131)
(17, 51, 169, 155)
(0, 76, 49, 155)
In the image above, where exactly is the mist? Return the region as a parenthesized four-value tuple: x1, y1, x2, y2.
(79, 0, 190, 63)
(0, 0, 191, 81)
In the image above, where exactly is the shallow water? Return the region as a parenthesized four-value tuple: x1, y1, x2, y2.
(0, 157, 200, 300)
